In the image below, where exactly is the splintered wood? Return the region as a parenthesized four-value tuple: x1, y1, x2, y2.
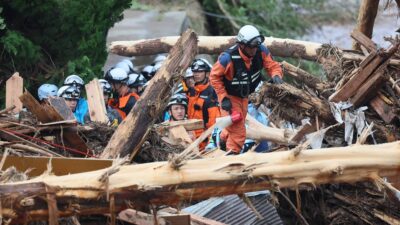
(6, 72, 23, 114)
(85, 79, 108, 123)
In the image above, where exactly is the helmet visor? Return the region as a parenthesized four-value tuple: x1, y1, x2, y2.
(246, 35, 265, 48)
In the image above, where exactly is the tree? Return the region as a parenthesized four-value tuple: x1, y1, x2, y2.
(0, 0, 131, 106)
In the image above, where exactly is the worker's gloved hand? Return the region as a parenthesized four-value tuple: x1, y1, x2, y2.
(221, 97, 232, 113)
(272, 75, 283, 84)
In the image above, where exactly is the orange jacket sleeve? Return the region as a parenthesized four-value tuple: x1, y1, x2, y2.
(260, 45, 283, 78)
(209, 52, 233, 103)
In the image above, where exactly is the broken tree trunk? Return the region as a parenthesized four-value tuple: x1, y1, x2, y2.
(109, 36, 400, 66)
(101, 29, 198, 160)
(352, 0, 380, 50)
(6, 72, 23, 114)
(1, 142, 399, 223)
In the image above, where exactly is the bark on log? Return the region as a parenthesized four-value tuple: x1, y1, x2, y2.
(281, 61, 329, 92)
(352, 0, 380, 50)
(260, 83, 335, 123)
(1, 142, 399, 223)
(109, 36, 400, 66)
(101, 30, 198, 160)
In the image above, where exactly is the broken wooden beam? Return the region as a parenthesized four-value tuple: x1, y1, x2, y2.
(85, 79, 109, 123)
(101, 29, 198, 160)
(370, 93, 397, 124)
(1, 142, 399, 222)
(329, 43, 400, 103)
(6, 72, 23, 114)
(351, 29, 377, 52)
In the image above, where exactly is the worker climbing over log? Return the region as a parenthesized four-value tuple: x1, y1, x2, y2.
(105, 67, 140, 120)
(187, 58, 220, 150)
(210, 25, 283, 154)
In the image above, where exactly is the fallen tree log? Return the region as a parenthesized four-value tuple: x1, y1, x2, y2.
(109, 36, 400, 66)
(101, 29, 198, 160)
(1, 142, 399, 223)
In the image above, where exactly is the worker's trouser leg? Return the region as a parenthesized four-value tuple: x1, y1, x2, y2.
(220, 95, 248, 153)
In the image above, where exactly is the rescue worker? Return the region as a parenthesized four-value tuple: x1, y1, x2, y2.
(99, 79, 122, 125)
(105, 67, 140, 120)
(127, 72, 147, 95)
(187, 58, 220, 149)
(57, 85, 82, 122)
(37, 84, 58, 102)
(63, 74, 89, 124)
(166, 93, 188, 121)
(210, 25, 283, 154)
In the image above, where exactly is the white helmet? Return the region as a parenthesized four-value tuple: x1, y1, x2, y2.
(98, 79, 112, 94)
(153, 54, 167, 64)
(64, 75, 84, 90)
(115, 59, 135, 74)
(150, 62, 163, 76)
(167, 93, 188, 108)
(236, 25, 264, 47)
(191, 58, 212, 72)
(104, 67, 129, 83)
(185, 68, 194, 78)
(141, 65, 154, 80)
(57, 85, 81, 100)
(38, 84, 58, 101)
(127, 73, 147, 88)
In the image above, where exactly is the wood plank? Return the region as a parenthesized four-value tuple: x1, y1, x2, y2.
(350, 61, 388, 107)
(168, 125, 193, 147)
(47, 97, 75, 121)
(351, 29, 377, 52)
(370, 95, 396, 124)
(19, 91, 52, 122)
(0, 155, 113, 177)
(329, 43, 398, 103)
(85, 79, 108, 123)
(6, 72, 23, 114)
(157, 119, 204, 131)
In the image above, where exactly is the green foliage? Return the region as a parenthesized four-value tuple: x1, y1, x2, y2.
(0, 0, 131, 106)
(201, 0, 324, 38)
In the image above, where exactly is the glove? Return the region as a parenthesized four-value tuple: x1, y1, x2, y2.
(272, 75, 283, 84)
(221, 97, 232, 113)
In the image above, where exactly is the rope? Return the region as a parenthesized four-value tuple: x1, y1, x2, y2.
(0, 127, 96, 158)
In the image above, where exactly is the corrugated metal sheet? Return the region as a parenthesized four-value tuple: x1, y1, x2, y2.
(183, 191, 283, 225)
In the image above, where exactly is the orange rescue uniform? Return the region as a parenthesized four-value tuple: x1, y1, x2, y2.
(210, 44, 282, 153)
(108, 92, 140, 120)
(187, 82, 220, 149)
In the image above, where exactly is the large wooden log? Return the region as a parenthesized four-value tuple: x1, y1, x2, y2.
(1, 142, 399, 223)
(352, 0, 380, 50)
(101, 30, 198, 160)
(109, 36, 400, 66)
